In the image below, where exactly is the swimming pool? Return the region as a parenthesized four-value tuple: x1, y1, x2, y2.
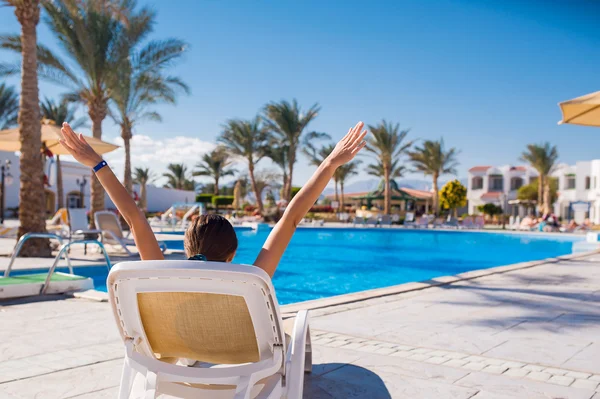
(56, 228, 582, 305)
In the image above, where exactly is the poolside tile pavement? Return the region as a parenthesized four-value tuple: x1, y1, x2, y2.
(1, 250, 600, 397)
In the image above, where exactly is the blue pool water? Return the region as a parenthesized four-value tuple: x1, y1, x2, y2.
(52, 228, 582, 305)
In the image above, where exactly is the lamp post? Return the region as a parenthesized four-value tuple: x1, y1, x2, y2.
(1, 160, 14, 224)
(76, 176, 87, 209)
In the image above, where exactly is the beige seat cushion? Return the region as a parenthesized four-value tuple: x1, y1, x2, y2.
(137, 292, 260, 364)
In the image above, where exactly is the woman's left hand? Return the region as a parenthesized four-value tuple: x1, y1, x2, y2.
(327, 121, 367, 167)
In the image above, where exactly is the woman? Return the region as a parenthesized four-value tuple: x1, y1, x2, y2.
(58, 121, 367, 277)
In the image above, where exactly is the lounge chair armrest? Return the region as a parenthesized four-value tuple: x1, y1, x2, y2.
(285, 310, 310, 399)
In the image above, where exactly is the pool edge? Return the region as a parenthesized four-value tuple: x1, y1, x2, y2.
(280, 248, 600, 315)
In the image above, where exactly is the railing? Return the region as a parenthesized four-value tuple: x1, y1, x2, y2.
(3, 233, 73, 277)
(41, 239, 111, 295)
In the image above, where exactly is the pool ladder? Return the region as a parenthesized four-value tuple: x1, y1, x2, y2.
(3, 232, 112, 295)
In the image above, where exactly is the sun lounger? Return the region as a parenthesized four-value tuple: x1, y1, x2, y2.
(379, 215, 392, 227)
(366, 217, 378, 227)
(474, 215, 485, 229)
(415, 216, 429, 228)
(403, 212, 416, 228)
(461, 216, 474, 229)
(107, 260, 311, 399)
(442, 218, 460, 229)
(353, 217, 365, 227)
(95, 211, 166, 256)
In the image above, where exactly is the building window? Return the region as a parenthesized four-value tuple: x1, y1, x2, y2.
(471, 176, 483, 190)
(510, 177, 523, 191)
(565, 174, 576, 190)
(67, 191, 83, 208)
(586, 176, 591, 190)
(489, 175, 503, 192)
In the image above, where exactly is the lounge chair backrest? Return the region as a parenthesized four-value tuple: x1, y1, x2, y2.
(68, 208, 89, 231)
(95, 211, 124, 239)
(107, 260, 284, 366)
(405, 212, 415, 222)
(50, 208, 69, 225)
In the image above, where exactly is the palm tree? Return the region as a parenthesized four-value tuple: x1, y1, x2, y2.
(366, 159, 407, 180)
(193, 147, 236, 195)
(337, 161, 361, 212)
(263, 99, 320, 201)
(520, 143, 559, 214)
(253, 170, 282, 206)
(163, 163, 194, 191)
(366, 120, 412, 214)
(1, 0, 155, 227)
(1, 0, 49, 256)
(264, 143, 288, 200)
(0, 82, 19, 129)
(408, 139, 459, 215)
(219, 117, 268, 213)
(302, 139, 341, 206)
(39, 98, 86, 209)
(133, 167, 155, 211)
(111, 38, 189, 194)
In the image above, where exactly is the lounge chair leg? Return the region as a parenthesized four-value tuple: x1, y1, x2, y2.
(305, 326, 312, 373)
(118, 357, 135, 399)
(144, 370, 158, 399)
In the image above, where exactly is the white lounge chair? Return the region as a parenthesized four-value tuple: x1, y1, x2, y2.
(353, 217, 365, 227)
(379, 215, 392, 227)
(95, 211, 166, 256)
(66, 208, 104, 239)
(403, 212, 416, 228)
(474, 215, 485, 229)
(415, 216, 430, 229)
(107, 260, 311, 399)
(366, 217, 378, 227)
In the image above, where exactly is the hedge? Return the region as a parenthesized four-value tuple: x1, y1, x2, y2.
(195, 194, 214, 204)
(291, 186, 301, 199)
(212, 195, 235, 207)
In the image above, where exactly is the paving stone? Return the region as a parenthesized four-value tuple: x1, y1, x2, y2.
(444, 359, 469, 368)
(548, 375, 575, 386)
(566, 371, 592, 379)
(482, 358, 506, 366)
(410, 348, 431, 354)
(372, 347, 398, 355)
(425, 356, 448, 365)
(543, 367, 568, 376)
(591, 375, 600, 382)
(522, 364, 545, 372)
(502, 361, 525, 368)
(390, 350, 414, 358)
(465, 355, 487, 363)
(464, 362, 487, 371)
(357, 344, 380, 352)
(342, 342, 367, 350)
(503, 368, 530, 378)
(408, 353, 432, 362)
(528, 371, 552, 382)
(327, 340, 350, 348)
(571, 379, 599, 390)
(482, 365, 508, 374)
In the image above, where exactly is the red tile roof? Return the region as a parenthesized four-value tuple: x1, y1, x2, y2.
(480, 192, 502, 200)
(510, 166, 528, 172)
(401, 187, 433, 199)
(469, 166, 492, 173)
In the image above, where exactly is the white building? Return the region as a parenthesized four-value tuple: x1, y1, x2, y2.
(0, 150, 195, 217)
(467, 165, 539, 216)
(467, 161, 600, 224)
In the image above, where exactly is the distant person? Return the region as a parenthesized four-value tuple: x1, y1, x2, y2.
(57, 121, 367, 277)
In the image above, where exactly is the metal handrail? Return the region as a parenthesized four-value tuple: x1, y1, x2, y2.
(41, 239, 112, 295)
(3, 233, 73, 277)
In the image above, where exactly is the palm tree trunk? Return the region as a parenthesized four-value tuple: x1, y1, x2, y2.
(122, 127, 133, 194)
(543, 179, 552, 215)
(56, 155, 64, 209)
(384, 167, 391, 214)
(432, 174, 439, 216)
(248, 164, 263, 214)
(214, 176, 219, 196)
(286, 152, 295, 201)
(15, 1, 50, 257)
(139, 182, 147, 211)
(537, 175, 544, 215)
(88, 107, 107, 228)
(334, 179, 339, 210)
(340, 180, 345, 215)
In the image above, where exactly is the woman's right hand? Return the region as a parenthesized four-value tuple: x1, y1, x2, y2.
(59, 122, 103, 168)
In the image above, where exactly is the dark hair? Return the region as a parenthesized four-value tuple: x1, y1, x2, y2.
(184, 214, 238, 262)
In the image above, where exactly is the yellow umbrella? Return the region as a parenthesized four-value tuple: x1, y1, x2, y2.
(0, 123, 119, 155)
(558, 91, 600, 127)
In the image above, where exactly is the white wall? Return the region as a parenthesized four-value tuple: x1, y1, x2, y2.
(0, 151, 21, 210)
(105, 184, 196, 213)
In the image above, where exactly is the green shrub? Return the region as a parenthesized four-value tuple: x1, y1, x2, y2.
(212, 195, 234, 207)
(195, 194, 213, 204)
(291, 186, 301, 199)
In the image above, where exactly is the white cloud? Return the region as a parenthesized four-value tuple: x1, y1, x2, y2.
(64, 134, 217, 185)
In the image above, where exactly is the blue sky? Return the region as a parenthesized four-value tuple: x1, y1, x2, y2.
(2, 0, 599, 188)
